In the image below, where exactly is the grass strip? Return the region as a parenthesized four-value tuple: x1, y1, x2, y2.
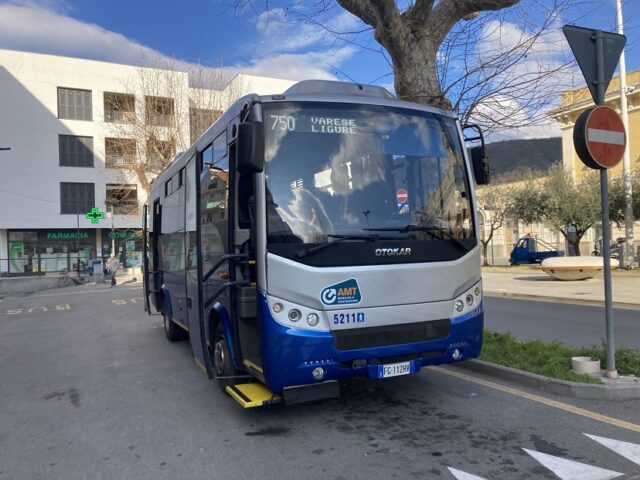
(480, 330, 640, 384)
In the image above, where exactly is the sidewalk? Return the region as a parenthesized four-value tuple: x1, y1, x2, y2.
(482, 267, 640, 308)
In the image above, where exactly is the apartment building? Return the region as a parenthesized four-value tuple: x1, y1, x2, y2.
(0, 49, 295, 275)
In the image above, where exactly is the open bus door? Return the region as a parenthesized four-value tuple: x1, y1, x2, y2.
(142, 204, 151, 314)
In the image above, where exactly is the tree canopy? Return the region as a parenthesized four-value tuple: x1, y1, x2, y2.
(513, 163, 600, 255)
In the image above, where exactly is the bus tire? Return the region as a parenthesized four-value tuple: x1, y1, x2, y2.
(163, 312, 184, 342)
(213, 324, 237, 391)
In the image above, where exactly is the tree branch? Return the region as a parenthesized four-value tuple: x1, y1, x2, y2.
(429, 0, 520, 45)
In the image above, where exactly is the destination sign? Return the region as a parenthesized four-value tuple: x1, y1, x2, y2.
(269, 114, 363, 135)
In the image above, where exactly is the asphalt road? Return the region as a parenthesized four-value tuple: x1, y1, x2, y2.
(1, 284, 639, 480)
(484, 296, 640, 348)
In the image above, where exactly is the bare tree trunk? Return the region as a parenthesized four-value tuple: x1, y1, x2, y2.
(481, 240, 490, 266)
(571, 239, 582, 256)
(392, 40, 450, 108)
(335, 0, 520, 109)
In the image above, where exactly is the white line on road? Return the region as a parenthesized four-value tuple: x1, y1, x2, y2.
(447, 467, 487, 480)
(433, 367, 640, 433)
(585, 434, 640, 467)
(2, 285, 140, 300)
(523, 448, 624, 480)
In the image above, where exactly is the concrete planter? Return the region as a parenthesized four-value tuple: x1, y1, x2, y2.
(571, 356, 601, 375)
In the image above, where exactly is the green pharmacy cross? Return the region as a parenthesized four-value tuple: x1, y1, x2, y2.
(85, 207, 105, 224)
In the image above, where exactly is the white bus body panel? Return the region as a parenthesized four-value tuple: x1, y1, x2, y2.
(265, 247, 480, 314)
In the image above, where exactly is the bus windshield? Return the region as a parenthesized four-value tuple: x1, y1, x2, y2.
(263, 102, 474, 247)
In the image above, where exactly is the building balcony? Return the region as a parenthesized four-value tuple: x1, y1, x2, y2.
(106, 203, 140, 215)
(105, 109, 136, 124)
(105, 154, 137, 168)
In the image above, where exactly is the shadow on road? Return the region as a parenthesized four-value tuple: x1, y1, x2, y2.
(512, 275, 558, 282)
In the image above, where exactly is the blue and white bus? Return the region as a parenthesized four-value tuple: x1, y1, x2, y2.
(143, 80, 490, 408)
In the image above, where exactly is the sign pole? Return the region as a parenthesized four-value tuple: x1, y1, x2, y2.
(594, 30, 618, 378)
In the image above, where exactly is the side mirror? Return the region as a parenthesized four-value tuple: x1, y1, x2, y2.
(471, 146, 490, 185)
(237, 122, 264, 174)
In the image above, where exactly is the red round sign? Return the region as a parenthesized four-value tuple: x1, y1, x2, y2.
(396, 188, 408, 204)
(573, 106, 626, 170)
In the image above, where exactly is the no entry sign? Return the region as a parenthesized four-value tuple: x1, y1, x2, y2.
(573, 106, 626, 169)
(396, 188, 408, 204)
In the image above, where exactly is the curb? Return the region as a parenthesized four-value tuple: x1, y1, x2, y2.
(484, 291, 640, 311)
(454, 359, 640, 401)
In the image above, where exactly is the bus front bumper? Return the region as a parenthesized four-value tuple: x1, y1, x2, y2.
(259, 293, 483, 395)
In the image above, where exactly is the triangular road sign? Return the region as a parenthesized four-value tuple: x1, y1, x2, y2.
(563, 25, 626, 105)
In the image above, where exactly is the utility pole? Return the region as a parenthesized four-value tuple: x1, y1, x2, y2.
(617, 0, 635, 269)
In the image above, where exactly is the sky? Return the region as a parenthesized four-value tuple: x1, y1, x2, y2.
(1, 0, 640, 140)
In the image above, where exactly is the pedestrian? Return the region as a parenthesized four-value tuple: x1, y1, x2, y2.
(106, 253, 119, 287)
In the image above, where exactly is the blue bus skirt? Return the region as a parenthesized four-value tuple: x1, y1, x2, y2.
(257, 292, 484, 394)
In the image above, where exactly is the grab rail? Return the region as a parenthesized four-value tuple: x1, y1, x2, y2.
(202, 253, 248, 283)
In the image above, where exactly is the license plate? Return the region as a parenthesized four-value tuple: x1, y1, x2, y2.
(378, 361, 414, 378)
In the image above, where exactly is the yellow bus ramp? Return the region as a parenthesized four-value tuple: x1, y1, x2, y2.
(226, 383, 282, 408)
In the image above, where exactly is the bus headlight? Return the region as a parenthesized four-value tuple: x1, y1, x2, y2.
(307, 313, 319, 326)
(267, 296, 329, 331)
(451, 281, 482, 319)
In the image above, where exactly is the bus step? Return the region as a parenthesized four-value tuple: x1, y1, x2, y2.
(243, 358, 265, 383)
(225, 383, 282, 408)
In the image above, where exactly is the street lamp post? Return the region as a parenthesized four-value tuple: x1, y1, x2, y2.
(105, 211, 115, 256)
(616, 0, 635, 269)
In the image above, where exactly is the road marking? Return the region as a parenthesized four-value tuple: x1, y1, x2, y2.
(27, 306, 47, 313)
(432, 367, 640, 434)
(585, 434, 640, 467)
(112, 299, 128, 305)
(447, 467, 487, 479)
(6, 308, 22, 315)
(448, 432, 638, 479)
(523, 448, 623, 480)
(2, 285, 140, 300)
(55, 304, 71, 311)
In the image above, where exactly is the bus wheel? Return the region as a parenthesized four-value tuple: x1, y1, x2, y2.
(163, 312, 184, 342)
(213, 325, 237, 391)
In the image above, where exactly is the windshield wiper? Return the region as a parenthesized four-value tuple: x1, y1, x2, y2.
(295, 233, 406, 259)
(364, 224, 470, 252)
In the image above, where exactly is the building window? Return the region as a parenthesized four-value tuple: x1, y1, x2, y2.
(105, 138, 137, 168)
(59, 135, 94, 167)
(164, 168, 185, 197)
(57, 87, 92, 121)
(104, 92, 135, 123)
(145, 96, 174, 127)
(7, 229, 96, 276)
(106, 184, 139, 215)
(190, 108, 221, 143)
(60, 182, 95, 214)
(147, 137, 175, 171)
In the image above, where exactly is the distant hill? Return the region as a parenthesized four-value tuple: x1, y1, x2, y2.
(485, 137, 562, 182)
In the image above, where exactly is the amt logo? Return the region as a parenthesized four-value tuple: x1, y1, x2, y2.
(321, 288, 337, 304)
(320, 279, 361, 305)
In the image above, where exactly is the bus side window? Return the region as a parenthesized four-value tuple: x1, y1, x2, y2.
(201, 149, 230, 261)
